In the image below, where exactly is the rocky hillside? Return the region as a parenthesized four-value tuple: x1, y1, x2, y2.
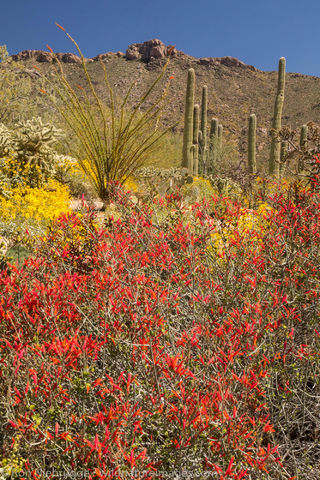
(5, 39, 320, 163)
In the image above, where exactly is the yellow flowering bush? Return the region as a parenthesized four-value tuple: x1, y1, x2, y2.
(235, 202, 274, 237)
(181, 176, 218, 203)
(122, 175, 139, 193)
(208, 200, 276, 259)
(0, 179, 71, 238)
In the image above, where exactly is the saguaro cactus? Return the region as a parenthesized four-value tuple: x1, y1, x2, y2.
(209, 117, 219, 174)
(217, 124, 223, 161)
(269, 57, 286, 178)
(200, 85, 208, 174)
(182, 68, 195, 174)
(298, 124, 308, 172)
(248, 113, 257, 174)
(193, 104, 200, 176)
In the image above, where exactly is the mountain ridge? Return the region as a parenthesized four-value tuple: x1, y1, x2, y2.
(9, 38, 259, 73)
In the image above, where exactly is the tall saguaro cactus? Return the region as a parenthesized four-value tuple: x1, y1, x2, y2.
(182, 68, 195, 173)
(248, 113, 257, 174)
(193, 104, 200, 176)
(200, 85, 208, 174)
(209, 117, 219, 174)
(269, 57, 286, 178)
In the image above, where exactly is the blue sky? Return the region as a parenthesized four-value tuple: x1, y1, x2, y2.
(1, 0, 319, 76)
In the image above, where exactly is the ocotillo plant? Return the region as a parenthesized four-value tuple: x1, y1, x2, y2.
(269, 57, 286, 178)
(41, 27, 175, 206)
(182, 68, 195, 174)
(298, 124, 308, 172)
(193, 104, 200, 176)
(248, 113, 257, 174)
(200, 85, 208, 175)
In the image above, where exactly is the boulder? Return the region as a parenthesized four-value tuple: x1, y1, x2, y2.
(55, 53, 82, 63)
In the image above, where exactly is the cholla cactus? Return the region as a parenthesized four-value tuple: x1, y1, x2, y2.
(14, 117, 64, 183)
(0, 117, 64, 187)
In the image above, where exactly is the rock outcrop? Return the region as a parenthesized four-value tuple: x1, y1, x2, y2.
(10, 50, 52, 62)
(198, 56, 257, 71)
(92, 51, 125, 62)
(10, 50, 82, 63)
(125, 39, 178, 62)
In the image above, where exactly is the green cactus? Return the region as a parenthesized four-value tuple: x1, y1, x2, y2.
(269, 57, 286, 178)
(210, 118, 219, 142)
(298, 124, 308, 172)
(209, 117, 219, 174)
(14, 117, 64, 187)
(189, 145, 195, 176)
(182, 68, 195, 174)
(248, 113, 257, 174)
(193, 104, 200, 176)
(217, 124, 223, 161)
(200, 85, 208, 175)
(280, 140, 288, 177)
(0, 117, 64, 188)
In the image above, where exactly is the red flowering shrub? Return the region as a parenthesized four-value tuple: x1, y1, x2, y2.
(0, 180, 319, 479)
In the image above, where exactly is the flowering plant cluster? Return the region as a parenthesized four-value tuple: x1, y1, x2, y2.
(0, 179, 70, 248)
(0, 173, 319, 479)
(0, 120, 72, 256)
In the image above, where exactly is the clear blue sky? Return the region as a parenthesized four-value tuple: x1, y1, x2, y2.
(1, 0, 319, 76)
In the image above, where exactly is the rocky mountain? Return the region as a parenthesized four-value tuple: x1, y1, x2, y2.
(5, 39, 320, 164)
